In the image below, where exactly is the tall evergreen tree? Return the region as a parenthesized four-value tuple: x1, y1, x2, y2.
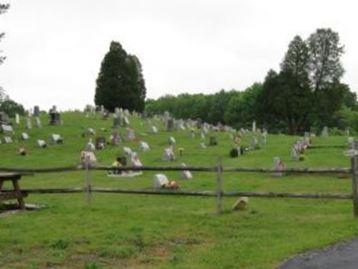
(94, 41, 146, 112)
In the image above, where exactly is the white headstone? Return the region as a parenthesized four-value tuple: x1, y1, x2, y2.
(37, 139, 47, 148)
(153, 174, 169, 189)
(139, 141, 150, 152)
(21, 132, 29, 140)
(4, 136, 13, 143)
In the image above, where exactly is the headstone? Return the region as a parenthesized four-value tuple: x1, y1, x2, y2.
(126, 128, 136, 141)
(232, 197, 249, 211)
(95, 137, 106, 150)
(25, 117, 32, 129)
(33, 106, 40, 117)
(0, 111, 10, 124)
(37, 139, 47, 148)
(153, 174, 169, 189)
(49, 107, 61, 125)
(35, 117, 42, 128)
(4, 136, 13, 144)
(21, 132, 29, 140)
(110, 131, 121, 145)
(291, 147, 299, 161)
(123, 116, 130, 126)
(252, 121, 256, 132)
(123, 146, 133, 156)
(15, 113, 20, 125)
(163, 147, 175, 161)
(86, 139, 96, 151)
(112, 116, 121, 129)
(200, 142, 207, 148)
(166, 118, 174, 132)
(181, 163, 193, 180)
(209, 136, 218, 146)
(251, 137, 258, 150)
(321, 126, 329, 138)
(130, 153, 143, 167)
(139, 141, 150, 152)
(51, 134, 63, 144)
(168, 136, 176, 146)
(273, 157, 285, 177)
(1, 124, 14, 134)
(151, 126, 158, 134)
(80, 151, 97, 168)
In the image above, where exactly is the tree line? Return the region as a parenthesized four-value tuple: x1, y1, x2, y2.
(145, 28, 358, 134)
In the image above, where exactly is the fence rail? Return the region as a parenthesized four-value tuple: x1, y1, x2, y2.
(1, 154, 357, 216)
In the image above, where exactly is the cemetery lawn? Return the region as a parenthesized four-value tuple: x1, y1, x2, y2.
(0, 112, 358, 269)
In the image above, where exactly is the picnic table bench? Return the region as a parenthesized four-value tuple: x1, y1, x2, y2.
(0, 172, 28, 209)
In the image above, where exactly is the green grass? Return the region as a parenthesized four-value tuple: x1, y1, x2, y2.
(0, 111, 357, 269)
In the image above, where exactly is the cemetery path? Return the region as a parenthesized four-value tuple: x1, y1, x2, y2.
(279, 238, 358, 269)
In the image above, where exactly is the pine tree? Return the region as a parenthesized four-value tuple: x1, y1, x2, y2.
(94, 41, 146, 112)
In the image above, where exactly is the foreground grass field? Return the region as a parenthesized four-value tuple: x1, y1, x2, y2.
(0, 112, 357, 269)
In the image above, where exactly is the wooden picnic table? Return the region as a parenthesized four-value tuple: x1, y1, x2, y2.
(0, 172, 28, 209)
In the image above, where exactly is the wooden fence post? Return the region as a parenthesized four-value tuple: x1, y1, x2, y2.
(216, 158, 223, 214)
(85, 156, 92, 205)
(351, 141, 358, 217)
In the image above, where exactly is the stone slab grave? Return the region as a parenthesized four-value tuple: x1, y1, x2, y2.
(37, 139, 47, 148)
(21, 132, 29, 140)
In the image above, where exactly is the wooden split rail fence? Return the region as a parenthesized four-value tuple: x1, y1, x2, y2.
(0, 154, 358, 216)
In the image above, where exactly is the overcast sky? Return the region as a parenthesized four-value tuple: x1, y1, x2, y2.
(0, 0, 357, 110)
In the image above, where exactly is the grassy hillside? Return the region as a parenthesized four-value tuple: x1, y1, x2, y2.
(0, 111, 357, 269)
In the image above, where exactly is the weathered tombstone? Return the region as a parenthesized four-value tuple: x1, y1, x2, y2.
(181, 163, 193, 179)
(126, 128, 136, 141)
(291, 147, 299, 161)
(15, 113, 20, 125)
(130, 152, 143, 168)
(348, 137, 355, 150)
(139, 141, 150, 152)
(112, 116, 121, 129)
(33, 106, 40, 117)
(86, 139, 96, 152)
(123, 146, 133, 156)
(51, 134, 63, 144)
(1, 124, 14, 134)
(150, 126, 158, 134)
(49, 106, 61, 125)
(200, 142, 207, 149)
(321, 126, 329, 138)
(251, 137, 258, 150)
(80, 150, 97, 168)
(232, 197, 249, 211)
(168, 136, 176, 146)
(21, 132, 29, 140)
(166, 118, 174, 132)
(110, 131, 121, 145)
(163, 147, 175, 161)
(209, 136, 218, 146)
(252, 121, 256, 132)
(37, 139, 47, 148)
(153, 174, 169, 189)
(35, 117, 42, 128)
(0, 111, 10, 124)
(95, 137, 106, 150)
(273, 157, 285, 177)
(123, 116, 130, 126)
(4, 136, 13, 144)
(25, 117, 32, 129)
